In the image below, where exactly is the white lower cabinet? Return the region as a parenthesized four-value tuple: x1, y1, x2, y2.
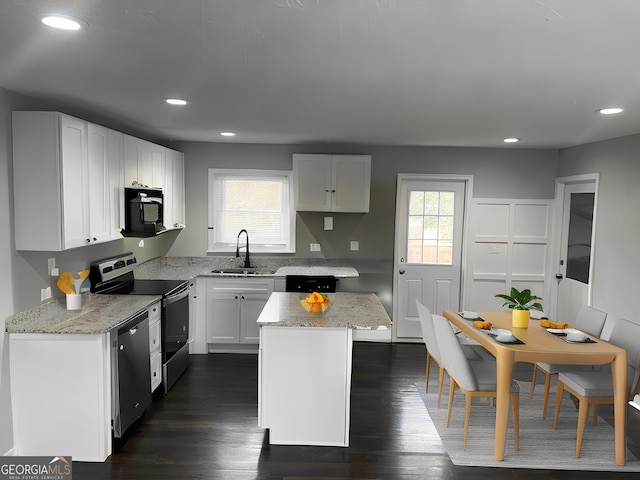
(259, 326, 353, 446)
(9, 333, 113, 461)
(148, 301, 162, 392)
(206, 277, 274, 353)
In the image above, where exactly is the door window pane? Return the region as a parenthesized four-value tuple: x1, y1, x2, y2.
(566, 192, 594, 283)
(407, 190, 456, 264)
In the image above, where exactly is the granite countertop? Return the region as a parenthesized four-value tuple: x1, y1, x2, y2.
(5, 293, 161, 334)
(133, 256, 359, 280)
(257, 292, 391, 329)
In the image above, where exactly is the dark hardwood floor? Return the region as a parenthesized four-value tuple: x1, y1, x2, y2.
(74, 343, 639, 479)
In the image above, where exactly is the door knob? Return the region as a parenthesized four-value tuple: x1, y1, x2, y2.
(399, 269, 405, 275)
(555, 273, 563, 279)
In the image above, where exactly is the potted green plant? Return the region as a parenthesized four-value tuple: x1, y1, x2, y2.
(495, 287, 543, 328)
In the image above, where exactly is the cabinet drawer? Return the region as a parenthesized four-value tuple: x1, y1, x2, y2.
(150, 351, 162, 392)
(149, 319, 161, 353)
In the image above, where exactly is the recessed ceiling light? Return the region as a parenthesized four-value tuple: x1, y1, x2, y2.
(220, 132, 236, 137)
(164, 98, 188, 106)
(41, 15, 84, 30)
(599, 107, 623, 115)
(503, 138, 520, 143)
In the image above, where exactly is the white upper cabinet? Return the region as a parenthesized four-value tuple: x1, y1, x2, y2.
(12, 111, 115, 250)
(13, 112, 185, 250)
(124, 136, 185, 231)
(293, 154, 371, 212)
(123, 135, 165, 189)
(87, 123, 111, 244)
(107, 129, 125, 238)
(164, 148, 185, 229)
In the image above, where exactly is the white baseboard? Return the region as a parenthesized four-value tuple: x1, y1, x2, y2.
(352, 329, 392, 342)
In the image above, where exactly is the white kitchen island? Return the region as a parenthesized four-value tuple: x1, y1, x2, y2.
(257, 292, 391, 447)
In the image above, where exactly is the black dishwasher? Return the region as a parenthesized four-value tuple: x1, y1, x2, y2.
(112, 310, 152, 438)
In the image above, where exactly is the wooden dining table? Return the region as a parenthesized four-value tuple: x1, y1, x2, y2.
(442, 310, 628, 465)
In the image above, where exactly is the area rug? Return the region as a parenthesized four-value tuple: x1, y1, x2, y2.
(416, 377, 640, 471)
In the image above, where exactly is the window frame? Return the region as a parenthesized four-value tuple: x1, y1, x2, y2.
(207, 168, 296, 254)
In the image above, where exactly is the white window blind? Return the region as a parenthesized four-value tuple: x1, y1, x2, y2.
(208, 169, 295, 253)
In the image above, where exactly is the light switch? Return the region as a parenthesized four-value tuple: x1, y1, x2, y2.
(324, 216, 333, 230)
(350, 241, 359, 251)
(310, 243, 321, 252)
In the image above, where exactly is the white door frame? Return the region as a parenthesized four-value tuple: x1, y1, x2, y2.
(547, 173, 600, 321)
(392, 174, 473, 342)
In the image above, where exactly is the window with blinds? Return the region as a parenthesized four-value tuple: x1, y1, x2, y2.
(208, 169, 295, 253)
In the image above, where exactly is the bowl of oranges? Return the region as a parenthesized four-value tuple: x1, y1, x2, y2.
(300, 291, 333, 313)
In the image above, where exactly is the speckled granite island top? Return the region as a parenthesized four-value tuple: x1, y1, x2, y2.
(257, 292, 391, 329)
(5, 293, 161, 334)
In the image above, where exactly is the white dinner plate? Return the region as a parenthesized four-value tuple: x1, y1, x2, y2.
(459, 311, 479, 320)
(547, 328, 566, 334)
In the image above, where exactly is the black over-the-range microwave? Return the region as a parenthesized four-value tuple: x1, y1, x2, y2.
(123, 187, 166, 237)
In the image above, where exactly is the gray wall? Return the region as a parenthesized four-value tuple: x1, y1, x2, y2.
(167, 142, 558, 309)
(557, 134, 640, 323)
(170, 142, 558, 259)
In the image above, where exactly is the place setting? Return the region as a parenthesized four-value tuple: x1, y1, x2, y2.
(540, 320, 597, 343)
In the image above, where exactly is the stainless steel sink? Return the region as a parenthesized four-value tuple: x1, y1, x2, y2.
(210, 268, 277, 276)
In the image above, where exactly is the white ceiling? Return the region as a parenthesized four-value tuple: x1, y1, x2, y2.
(2, 0, 640, 149)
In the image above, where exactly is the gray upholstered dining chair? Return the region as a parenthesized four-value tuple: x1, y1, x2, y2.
(431, 312, 520, 451)
(553, 317, 640, 458)
(416, 301, 486, 408)
(529, 306, 607, 418)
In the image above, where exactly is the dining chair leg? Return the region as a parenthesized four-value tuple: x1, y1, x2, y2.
(438, 366, 445, 408)
(426, 352, 431, 394)
(593, 403, 598, 424)
(511, 391, 520, 451)
(542, 371, 553, 419)
(463, 393, 472, 450)
(446, 379, 456, 427)
(530, 364, 538, 399)
(576, 397, 589, 458)
(553, 380, 565, 429)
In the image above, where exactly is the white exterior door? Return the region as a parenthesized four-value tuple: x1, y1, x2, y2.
(551, 176, 598, 324)
(393, 175, 468, 340)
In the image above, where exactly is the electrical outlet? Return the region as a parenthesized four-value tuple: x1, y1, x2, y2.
(41, 287, 52, 301)
(489, 244, 501, 254)
(310, 243, 321, 252)
(324, 217, 333, 230)
(350, 240, 359, 251)
(48, 258, 56, 275)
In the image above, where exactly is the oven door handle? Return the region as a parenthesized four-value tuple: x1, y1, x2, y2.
(163, 285, 189, 306)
